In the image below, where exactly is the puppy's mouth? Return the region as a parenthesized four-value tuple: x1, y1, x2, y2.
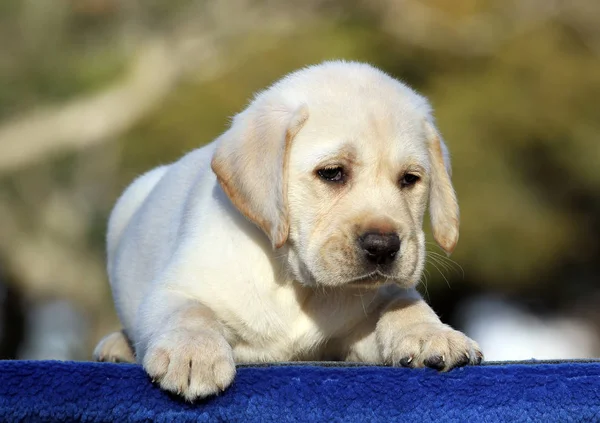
(347, 269, 394, 287)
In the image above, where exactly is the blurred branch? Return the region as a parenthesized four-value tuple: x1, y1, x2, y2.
(0, 41, 177, 174)
(0, 0, 318, 174)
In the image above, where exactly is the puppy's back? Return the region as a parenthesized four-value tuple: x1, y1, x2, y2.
(106, 165, 169, 269)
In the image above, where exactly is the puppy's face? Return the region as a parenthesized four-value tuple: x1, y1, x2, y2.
(212, 62, 458, 290)
(286, 102, 430, 289)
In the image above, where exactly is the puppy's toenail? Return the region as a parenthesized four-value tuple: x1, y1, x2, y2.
(424, 355, 445, 370)
(399, 356, 414, 367)
(475, 351, 484, 364)
(456, 354, 470, 367)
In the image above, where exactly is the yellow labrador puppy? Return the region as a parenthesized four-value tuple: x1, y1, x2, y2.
(94, 61, 482, 400)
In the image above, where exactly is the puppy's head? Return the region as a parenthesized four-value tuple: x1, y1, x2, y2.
(212, 61, 458, 289)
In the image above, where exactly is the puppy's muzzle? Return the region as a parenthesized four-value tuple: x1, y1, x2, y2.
(358, 232, 401, 267)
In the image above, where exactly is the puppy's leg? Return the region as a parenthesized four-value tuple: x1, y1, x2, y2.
(136, 289, 236, 401)
(93, 330, 135, 363)
(343, 288, 482, 370)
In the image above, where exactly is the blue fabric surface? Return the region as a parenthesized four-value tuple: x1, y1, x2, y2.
(0, 360, 599, 422)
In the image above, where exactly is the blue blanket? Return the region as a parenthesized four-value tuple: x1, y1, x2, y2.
(0, 360, 599, 422)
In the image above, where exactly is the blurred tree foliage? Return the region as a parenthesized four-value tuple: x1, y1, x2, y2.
(0, 0, 127, 118)
(0, 0, 599, 356)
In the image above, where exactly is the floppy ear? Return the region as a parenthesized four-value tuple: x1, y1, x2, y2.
(211, 102, 309, 249)
(424, 120, 459, 255)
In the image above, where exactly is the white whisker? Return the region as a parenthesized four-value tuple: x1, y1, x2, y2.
(427, 260, 452, 289)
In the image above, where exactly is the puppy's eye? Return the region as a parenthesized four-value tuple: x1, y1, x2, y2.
(317, 167, 345, 183)
(400, 173, 420, 187)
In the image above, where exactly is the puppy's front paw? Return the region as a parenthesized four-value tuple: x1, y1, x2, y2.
(143, 329, 236, 401)
(380, 323, 482, 371)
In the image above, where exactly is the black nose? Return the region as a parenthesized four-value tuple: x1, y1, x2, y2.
(359, 232, 401, 266)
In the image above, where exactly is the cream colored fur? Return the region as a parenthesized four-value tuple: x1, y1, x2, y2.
(94, 61, 482, 401)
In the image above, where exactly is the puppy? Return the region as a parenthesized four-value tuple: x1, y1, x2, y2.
(94, 61, 482, 400)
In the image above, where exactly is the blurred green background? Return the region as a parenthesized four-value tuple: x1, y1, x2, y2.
(0, 0, 599, 360)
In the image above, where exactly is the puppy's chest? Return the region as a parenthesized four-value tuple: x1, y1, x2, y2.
(222, 288, 360, 362)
